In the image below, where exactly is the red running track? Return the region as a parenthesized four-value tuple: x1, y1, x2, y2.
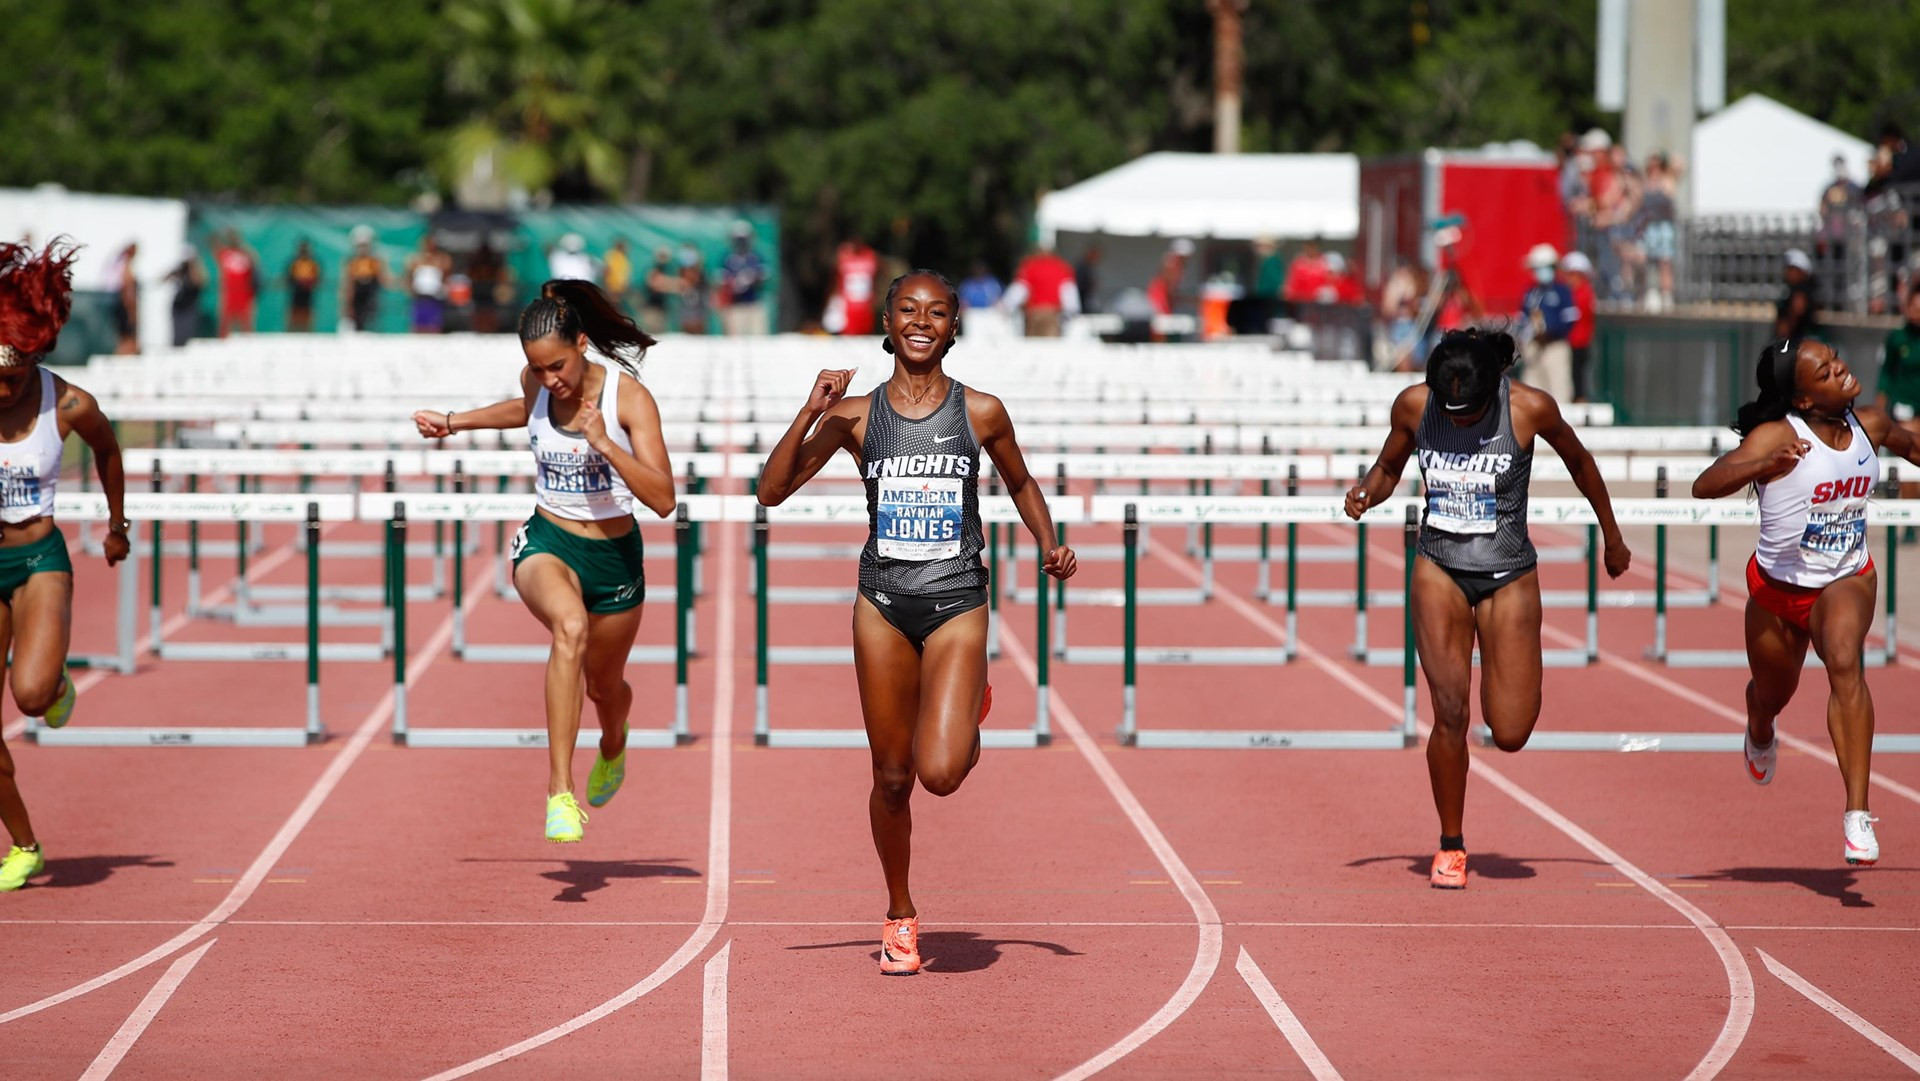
(4, 490, 1920, 1079)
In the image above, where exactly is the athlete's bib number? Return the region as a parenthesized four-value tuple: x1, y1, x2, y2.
(1800, 506, 1865, 568)
(0, 466, 41, 511)
(876, 477, 963, 560)
(1423, 468, 1498, 534)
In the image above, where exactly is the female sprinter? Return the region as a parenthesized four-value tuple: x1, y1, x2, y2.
(1692, 337, 1920, 866)
(756, 270, 1076, 974)
(1346, 329, 1631, 889)
(412, 281, 676, 843)
(0, 240, 131, 890)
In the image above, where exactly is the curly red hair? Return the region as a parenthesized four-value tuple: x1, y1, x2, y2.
(0, 239, 80, 357)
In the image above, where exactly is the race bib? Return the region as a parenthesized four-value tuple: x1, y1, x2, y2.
(1800, 506, 1865, 567)
(0, 465, 40, 511)
(876, 477, 963, 560)
(536, 448, 613, 495)
(1424, 467, 1498, 534)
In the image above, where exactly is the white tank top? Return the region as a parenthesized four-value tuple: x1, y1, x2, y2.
(1755, 411, 1880, 587)
(529, 359, 635, 521)
(411, 261, 444, 297)
(0, 369, 64, 524)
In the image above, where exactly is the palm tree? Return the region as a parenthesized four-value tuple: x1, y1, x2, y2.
(442, 0, 639, 202)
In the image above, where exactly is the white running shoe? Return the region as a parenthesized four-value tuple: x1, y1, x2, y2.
(1743, 728, 1776, 786)
(1843, 811, 1880, 866)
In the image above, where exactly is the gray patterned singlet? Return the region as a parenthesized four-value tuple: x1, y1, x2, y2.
(858, 380, 988, 594)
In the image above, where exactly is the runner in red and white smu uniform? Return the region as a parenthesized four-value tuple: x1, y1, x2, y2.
(1693, 337, 1920, 866)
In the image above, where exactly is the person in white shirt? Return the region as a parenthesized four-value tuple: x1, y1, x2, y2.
(1692, 337, 1920, 867)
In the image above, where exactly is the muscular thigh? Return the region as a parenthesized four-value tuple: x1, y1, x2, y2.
(513, 554, 586, 630)
(1411, 557, 1475, 710)
(8, 572, 70, 693)
(913, 606, 989, 773)
(1473, 570, 1543, 737)
(1808, 569, 1876, 669)
(853, 595, 921, 772)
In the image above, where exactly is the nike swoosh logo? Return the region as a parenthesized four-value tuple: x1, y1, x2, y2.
(1858, 455, 1872, 465)
(1489, 570, 1511, 579)
(933, 600, 967, 612)
(933, 433, 960, 444)
(1478, 436, 1498, 445)
(1747, 758, 1768, 782)
(1845, 839, 1871, 851)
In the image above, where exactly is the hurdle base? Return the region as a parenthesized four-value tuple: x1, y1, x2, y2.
(1127, 728, 1416, 750)
(762, 586, 857, 604)
(398, 726, 684, 749)
(1360, 647, 1589, 668)
(1009, 587, 1208, 606)
(766, 646, 854, 664)
(1658, 649, 1888, 669)
(757, 728, 1043, 749)
(30, 725, 314, 747)
(457, 643, 678, 664)
(157, 642, 387, 662)
(1065, 646, 1290, 665)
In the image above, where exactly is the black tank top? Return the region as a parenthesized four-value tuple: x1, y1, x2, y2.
(858, 380, 987, 594)
(1414, 376, 1537, 573)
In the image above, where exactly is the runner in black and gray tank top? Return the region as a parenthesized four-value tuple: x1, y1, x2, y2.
(1415, 375, 1537, 579)
(1348, 328, 1630, 891)
(859, 380, 988, 596)
(756, 269, 1077, 975)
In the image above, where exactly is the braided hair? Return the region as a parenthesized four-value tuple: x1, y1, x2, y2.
(0, 238, 80, 364)
(1424, 328, 1517, 416)
(879, 269, 961, 356)
(1733, 337, 1807, 436)
(518, 279, 656, 375)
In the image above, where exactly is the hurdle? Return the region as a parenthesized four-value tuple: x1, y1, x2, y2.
(748, 494, 1078, 748)
(1482, 496, 1920, 753)
(51, 489, 142, 677)
(1652, 467, 1905, 670)
(31, 493, 352, 747)
(368, 491, 706, 748)
(1100, 497, 1422, 749)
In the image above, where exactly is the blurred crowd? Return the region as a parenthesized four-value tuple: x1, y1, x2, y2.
(1557, 128, 1681, 313)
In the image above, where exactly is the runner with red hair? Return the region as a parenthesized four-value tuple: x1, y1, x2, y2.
(0, 239, 132, 891)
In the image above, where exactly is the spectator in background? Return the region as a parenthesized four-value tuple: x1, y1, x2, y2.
(405, 234, 451, 334)
(1145, 239, 1193, 317)
(1634, 152, 1679, 311)
(107, 242, 139, 354)
(164, 245, 207, 348)
(1774, 249, 1818, 340)
(1322, 252, 1364, 305)
(1597, 143, 1642, 303)
(547, 232, 596, 282)
(285, 239, 322, 333)
(639, 246, 679, 335)
(1880, 289, 1920, 541)
(467, 237, 510, 334)
(603, 238, 634, 312)
(1379, 259, 1425, 370)
(828, 238, 879, 336)
(1074, 245, 1103, 314)
(1560, 251, 1597, 402)
(1818, 155, 1864, 259)
(958, 259, 1002, 311)
(1519, 243, 1578, 403)
(214, 230, 259, 337)
(1005, 242, 1079, 337)
(720, 222, 770, 336)
(341, 227, 388, 333)
(677, 245, 711, 335)
(1281, 239, 1329, 307)
(1251, 236, 1286, 319)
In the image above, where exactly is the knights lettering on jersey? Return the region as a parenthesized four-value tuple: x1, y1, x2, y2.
(1418, 449, 1515, 474)
(864, 453, 974, 480)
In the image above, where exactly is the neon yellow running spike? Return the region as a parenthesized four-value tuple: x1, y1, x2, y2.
(545, 792, 586, 843)
(42, 670, 75, 730)
(587, 723, 628, 808)
(0, 845, 45, 891)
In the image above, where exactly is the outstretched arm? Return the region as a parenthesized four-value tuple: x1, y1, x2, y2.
(58, 379, 129, 566)
(1857, 406, 1920, 469)
(1531, 391, 1631, 578)
(1345, 386, 1423, 517)
(975, 391, 1076, 580)
(414, 370, 536, 437)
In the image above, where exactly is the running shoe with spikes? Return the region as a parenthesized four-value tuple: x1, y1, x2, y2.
(587, 723, 628, 808)
(1430, 849, 1468, 890)
(42, 669, 75, 730)
(1743, 727, 1777, 786)
(0, 844, 45, 891)
(1844, 811, 1880, 866)
(546, 792, 587, 843)
(880, 916, 921, 975)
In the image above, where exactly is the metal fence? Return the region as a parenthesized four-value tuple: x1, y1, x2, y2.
(1677, 183, 1920, 315)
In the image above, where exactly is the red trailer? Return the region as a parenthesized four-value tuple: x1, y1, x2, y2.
(1358, 147, 1566, 318)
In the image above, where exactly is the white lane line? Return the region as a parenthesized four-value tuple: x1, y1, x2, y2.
(0, 558, 491, 1025)
(421, 519, 737, 1080)
(997, 622, 1224, 1081)
(702, 941, 731, 1081)
(1756, 948, 1920, 1072)
(22, 917, 1920, 933)
(77, 939, 217, 1081)
(1235, 947, 1344, 1081)
(1, 532, 308, 741)
(1153, 544, 1756, 1081)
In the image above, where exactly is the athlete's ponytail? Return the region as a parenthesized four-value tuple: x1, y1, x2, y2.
(0, 238, 80, 362)
(1733, 337, 1803, 437)
(518, 279, 656, 375)
(878, 269, 961, 356)
(1424, 328, 1515, 416)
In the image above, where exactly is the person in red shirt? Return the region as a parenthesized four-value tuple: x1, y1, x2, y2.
(831, 240, 879, 337)
(1006, 244, 1079, 337)
(1282, 240, 1330, 307)
(1560, 251, 1597, 402)
(213, 230, 258, 337)
(1325, 252, 1365, 305)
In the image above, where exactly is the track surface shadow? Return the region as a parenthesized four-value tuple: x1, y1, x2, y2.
(788, 931, 1083, 973)
(1686, 865, 1919, 909)
(40, 854, 176, 889)
(1347, 852, 1609, 881)
(461, 857, 701, 903)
